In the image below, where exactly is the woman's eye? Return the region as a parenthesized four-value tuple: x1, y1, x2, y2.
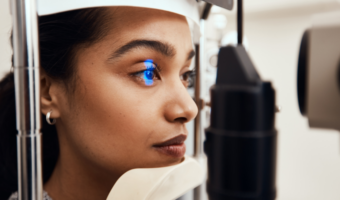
(132, 60, 160, 86)
(142, 69, 157, 85)
(181, 70, 195, 88)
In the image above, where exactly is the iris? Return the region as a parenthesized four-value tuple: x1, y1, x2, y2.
(143, 59, 155, 86)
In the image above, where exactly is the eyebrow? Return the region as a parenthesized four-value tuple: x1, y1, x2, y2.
(110, 40, 175, 60)
(109, 39, 195, 61)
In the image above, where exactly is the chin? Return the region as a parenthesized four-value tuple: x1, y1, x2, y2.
(154, 153, 185, 168)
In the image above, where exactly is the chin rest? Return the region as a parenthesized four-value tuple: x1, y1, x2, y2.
(106, 156, 205, 200)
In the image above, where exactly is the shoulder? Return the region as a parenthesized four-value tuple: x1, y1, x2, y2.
(8, 191, 53, 200)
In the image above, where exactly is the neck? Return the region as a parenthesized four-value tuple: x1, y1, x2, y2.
(44, 140, 120, 200)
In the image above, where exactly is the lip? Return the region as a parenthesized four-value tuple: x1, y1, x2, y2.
(153, 134, 187, 158)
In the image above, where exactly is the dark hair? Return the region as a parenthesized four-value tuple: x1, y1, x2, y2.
(0, 8, 110, 199)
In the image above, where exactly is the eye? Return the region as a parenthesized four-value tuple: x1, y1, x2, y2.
(180, 70, 195, 88)
(131, 59, 160, 86)
(142, 69, 157, 86)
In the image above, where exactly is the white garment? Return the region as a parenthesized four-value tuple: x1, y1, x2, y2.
(8, 191, 53, 200)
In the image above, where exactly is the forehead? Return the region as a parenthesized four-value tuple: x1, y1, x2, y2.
(103, 7, 193, 47)
(110, 6, 189, 25)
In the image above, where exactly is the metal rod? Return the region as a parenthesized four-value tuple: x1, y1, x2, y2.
(193, 0, 212, 164)
(193, 19, 208, 200)
(194, 3, 213, 198)
(11, 0, 43, 199)
(193, 42, 201, 158)
(193, 18, 207, 160)
(237, 0, 243, 45)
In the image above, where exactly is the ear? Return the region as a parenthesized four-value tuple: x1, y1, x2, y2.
(40, 70, 61, 119)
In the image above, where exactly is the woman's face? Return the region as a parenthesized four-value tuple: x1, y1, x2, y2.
(49, 7, 198, 178)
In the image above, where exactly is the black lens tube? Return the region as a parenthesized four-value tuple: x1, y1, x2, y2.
(204, 46, 277, 200)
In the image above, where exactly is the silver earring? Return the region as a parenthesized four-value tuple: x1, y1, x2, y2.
(46, 111, 56, 125)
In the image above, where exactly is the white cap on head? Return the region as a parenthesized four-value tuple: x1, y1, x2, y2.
(37, 0, 200, 27)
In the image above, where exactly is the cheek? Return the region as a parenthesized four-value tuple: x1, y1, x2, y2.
(82, 74, 159, 133)
(64, 66, 165, 169)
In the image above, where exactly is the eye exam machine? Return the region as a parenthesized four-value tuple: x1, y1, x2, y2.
(201, 1, 277, 200)
(9, 0, 340, 199)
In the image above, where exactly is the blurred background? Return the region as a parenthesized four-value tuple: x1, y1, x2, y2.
(1, 0, 340, 199)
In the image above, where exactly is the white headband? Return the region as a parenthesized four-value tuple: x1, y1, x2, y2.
(37, 0, 200, 27)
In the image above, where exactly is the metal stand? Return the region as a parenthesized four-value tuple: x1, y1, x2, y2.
(193, 13, 209, 200)
(11, 0, 43, 199)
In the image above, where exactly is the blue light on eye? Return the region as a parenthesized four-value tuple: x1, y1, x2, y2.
(144, 59, 154, 69)
(143, 59, 155, 86)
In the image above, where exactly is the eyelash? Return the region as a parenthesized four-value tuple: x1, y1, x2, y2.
(181, 70, 195, 88)
(131, 61, 195, 87)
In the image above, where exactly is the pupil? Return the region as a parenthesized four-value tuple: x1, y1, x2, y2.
(145, 70, 154, 80)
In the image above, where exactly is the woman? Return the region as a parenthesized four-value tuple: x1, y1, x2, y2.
(0, 5, 198, 200)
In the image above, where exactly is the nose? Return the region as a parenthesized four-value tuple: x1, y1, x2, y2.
(163, 81, 198, 123)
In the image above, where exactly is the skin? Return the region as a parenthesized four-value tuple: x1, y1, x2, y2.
(40, 7, 198, 200)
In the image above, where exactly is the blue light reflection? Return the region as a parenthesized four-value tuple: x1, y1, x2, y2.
(143, 59, 155, 86)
